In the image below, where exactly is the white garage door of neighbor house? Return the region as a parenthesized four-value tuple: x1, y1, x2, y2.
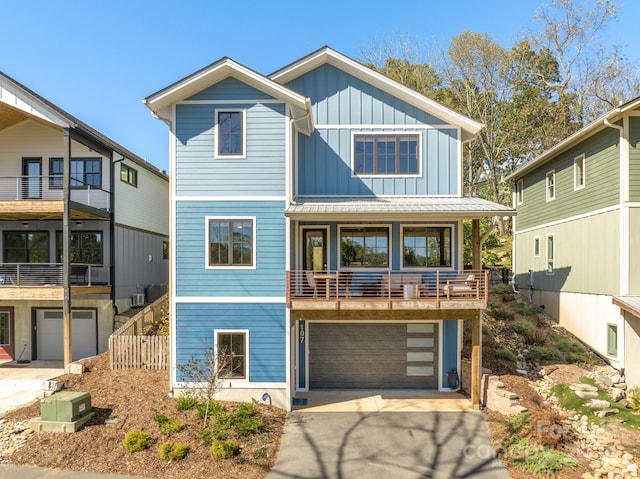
(36, 310, 97, 361)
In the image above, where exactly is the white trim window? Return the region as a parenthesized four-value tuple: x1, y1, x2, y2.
(401, 225, 452, 268)
(215, 330, 249, 380)
(339, 225, 390, 268)
(574, 154, 585, 190)
(352, 133, 420, 176)
(607, 324, 618, 357)
(533, 236, 540, 258)
(546, 233, 555, 275)
(546, 170, 556, 201)
(215, 109, 246, 159)
(206, 216, 256, 269)
(516, 179, 524, 205)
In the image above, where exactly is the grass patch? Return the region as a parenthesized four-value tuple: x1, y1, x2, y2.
(496, 348, 518, 363)
(552, 378, 640, 430)
(510, 442, 579, 477)
(488, 308, 514, 321)
(510, 320, 535, 339)
(524, 346, 562, 362)
(513, 302, 543, 316)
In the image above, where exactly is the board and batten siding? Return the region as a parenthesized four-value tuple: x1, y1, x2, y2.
(514, 210, 619, 295)
(516, 127, 620, 232)
(629, 207, 640, 294)
(628, 116, 640, 203)
(175, 200, 285, 297)
(175, 84, 287, 197)
(113, 160, 168, 236)
(285, 63, 460, 197)
(175, 302, 286, 383)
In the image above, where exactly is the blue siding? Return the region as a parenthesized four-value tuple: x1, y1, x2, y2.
(187, 77, 275, 101)
(175, 302, 286, 383)
(442, 320, 459, 387)
(175, 101, 286, 196)
(176, 201, 285, 296)
(286, 64, 459, 196)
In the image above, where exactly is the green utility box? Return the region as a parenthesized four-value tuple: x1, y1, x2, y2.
(40, 391, 92, 422)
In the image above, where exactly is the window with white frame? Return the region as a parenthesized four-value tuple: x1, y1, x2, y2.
(574, 154, 585, 190)
(215, 110, 246, 158)
(353, 134, 419, 175)
(546, 170, 555, 201)
(207, 217, 255, 268)
(607, 324, 618, 357)
(516, 179, 524, 205)
(120, 164, 138, 187)
(546, 234, 554, 274)
(402, 226, 451, 267)
(533, 236, 540, 257)
(340, 226, 389, 267)
(216, 330, 247, 379)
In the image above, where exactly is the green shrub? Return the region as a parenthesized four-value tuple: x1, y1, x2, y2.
(252, 447, 267, 459)
(160, 441, 189, 461)
(488, 308, 514, 321)
(524, 346, 562, 362)
(501, 293, 516, 303)
(123, 430, 154, 453)
(160, 418, 186, 436)
(211, 440, 239, 459)
(627, 388, 640, 412)
(512, 445, 579, 477)
(199, 425, 229, 445)
(152, 412, 169, 425)
(235, 416, 263, 437)
(236, 402, 257, 417)
(514, 303, 543, 316)
(510, 320, 535, 339)
(496, 349, 518, 363)
(507, 412, 531, 433)
(550, 334, 587, 353)
(482, 323, 494, 337)
(566, 352, 593, 364)
(176, 396, 198, 411)
(196, 400, 225, 420)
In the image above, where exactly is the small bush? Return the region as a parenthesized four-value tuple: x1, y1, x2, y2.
(512, 445, 579, 477)
(123, 430, 154, 453)
(506, 412, 531, 437)
(236, 402, 257, 417)
(627, 388, 640, 412)
(196, 400, 225, 420)
(524, 346, 562, 362)
(496, 348, 518, 363)
(152, 412, 169, 425)
(160, 441, 189, 461)
(160, 418, 186, 436)
(199, 425, 229, 445)
(510, 320, 535, 339)
(482, 322, 494, 337)
(235, 416, 263, 437)
(211, 440, 239, 459)
(492, 283, 513, 295)
(514, 302, 542, 316)
(176, 396, 198, 411)
(530, 328, 549, 345)
(550, 334, 586, 353)
(488, 308, 514, 321)
(501, 293, 516, 303)
(252, 447, 267, 459)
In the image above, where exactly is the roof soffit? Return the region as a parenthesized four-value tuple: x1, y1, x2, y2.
(269, 47, 483, 141)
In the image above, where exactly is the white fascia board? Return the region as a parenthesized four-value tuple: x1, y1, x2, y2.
(270, 47, 482, 140)
(143, 58, 312, 134)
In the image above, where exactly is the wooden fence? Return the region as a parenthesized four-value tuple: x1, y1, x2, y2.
(109, 294, 169, 370)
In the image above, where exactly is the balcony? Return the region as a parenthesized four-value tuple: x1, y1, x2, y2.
(286, 270, 488, 311)
(0, 176, 111, 220)
(0, 263, 111, 299)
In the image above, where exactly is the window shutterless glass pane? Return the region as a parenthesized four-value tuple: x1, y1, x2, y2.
(209, 219, 252, 266)
(607, 325, 617, 356)
(218, 112, 243, 155)
(354, 134, 418, 175)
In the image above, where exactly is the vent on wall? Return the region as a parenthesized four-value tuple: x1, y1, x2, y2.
(131, 294, 145, 307)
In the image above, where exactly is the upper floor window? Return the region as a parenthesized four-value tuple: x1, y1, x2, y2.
(340, 226, 389, 268)
(207, 217, 255, 268)
(216, 110, 245, 158)
(516, 179, 524, 205)
(402, 226, 451, 268)
(574, 154, 585, 190)
(50, 158, 102, 189)
(120, 164, 138, 187)
(353, 134, 419, 176)
(56, 231, 103, 264)
(546, 170, 555, 201)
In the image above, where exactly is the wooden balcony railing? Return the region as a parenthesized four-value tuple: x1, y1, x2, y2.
(286, 269, 489, 309)
(0, 263, 110, 287)
(0, 176, 111, 211)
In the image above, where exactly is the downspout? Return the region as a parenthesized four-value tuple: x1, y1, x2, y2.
(110, 156, 125, 315)
(603, 118, 627, 372)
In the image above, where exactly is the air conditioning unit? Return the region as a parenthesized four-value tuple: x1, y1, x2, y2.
(131, 294, 145, 307)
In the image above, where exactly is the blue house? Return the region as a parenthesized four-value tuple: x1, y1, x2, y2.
(143, 47, 514, 409)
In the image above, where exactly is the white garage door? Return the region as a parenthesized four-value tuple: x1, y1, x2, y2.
(36, 310, 97, 360)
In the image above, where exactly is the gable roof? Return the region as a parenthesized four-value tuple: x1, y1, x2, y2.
(0, 71, 168, 180)
(508, 96, 640, 181)
(269, 46, 483, 142)
(143, 57, 313, 135)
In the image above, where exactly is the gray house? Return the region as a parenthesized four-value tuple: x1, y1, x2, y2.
(0, 71, 169, 362)
(509, 97, 640, 388)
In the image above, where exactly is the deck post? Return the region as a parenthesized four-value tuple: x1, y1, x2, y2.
(471, 310, 482, 408)
(472, 219, 480, 271)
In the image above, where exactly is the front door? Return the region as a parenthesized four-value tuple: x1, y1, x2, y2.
(302, 229, 327, 271)
(22, 157, 42, 199)
(0, 308, 14, 360)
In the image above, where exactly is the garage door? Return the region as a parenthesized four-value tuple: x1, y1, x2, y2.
(36, 310, 97, 360)
(309, 323, 438, 389)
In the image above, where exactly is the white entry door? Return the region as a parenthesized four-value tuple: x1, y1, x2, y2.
(36, 309, 97, 360)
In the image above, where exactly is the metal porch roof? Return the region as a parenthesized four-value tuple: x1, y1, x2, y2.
(613, 295, 640, 319)
(285, 196, 516, 219)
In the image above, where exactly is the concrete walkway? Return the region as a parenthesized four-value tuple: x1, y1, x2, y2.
(0, 465, 152, 479)
(266, 411, 510, 479)
(0, 361, 65, 415)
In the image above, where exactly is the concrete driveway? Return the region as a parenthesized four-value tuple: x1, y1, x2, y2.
(0, 361, 65, 416)
(266, 411, 510, 479)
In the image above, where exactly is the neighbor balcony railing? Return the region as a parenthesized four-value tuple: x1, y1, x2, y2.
(0, 176, 111, 211)
(286, 269, 489, 308)
(0, 263, 111, 287)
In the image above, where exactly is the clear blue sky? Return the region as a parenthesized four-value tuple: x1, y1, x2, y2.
(2, 0, 638, 172)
